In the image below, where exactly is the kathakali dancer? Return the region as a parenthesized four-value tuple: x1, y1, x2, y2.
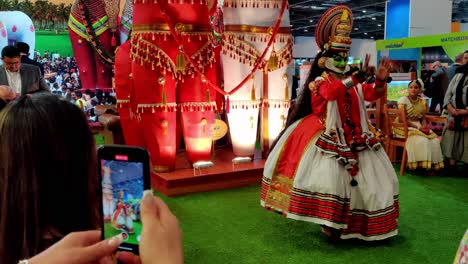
(221, 0, 293, 157)
(260, 5, 399, 241)
(68, 0, 119, 90)
(130, 0, 217, 171)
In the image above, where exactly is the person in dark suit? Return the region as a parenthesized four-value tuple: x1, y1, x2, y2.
(0, 45, 49, 96)
(429, 61, 449, 113)
(15, 42, 45, 76)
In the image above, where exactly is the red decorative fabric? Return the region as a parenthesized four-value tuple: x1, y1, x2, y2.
(114, 42, 145, 147)
(131, 0, 217, 168)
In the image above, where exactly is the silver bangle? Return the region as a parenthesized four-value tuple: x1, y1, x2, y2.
(18, 260, 29, 264)
(342, 77, 354, 89)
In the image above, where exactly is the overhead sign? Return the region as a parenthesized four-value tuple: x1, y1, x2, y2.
(376, 31, 468, 50)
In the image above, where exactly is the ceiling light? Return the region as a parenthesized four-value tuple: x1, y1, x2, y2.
(364, 32, 368, 35)
(309, 19, 313, 22)
(372, 17, 376, 20)
(370, 36, 375, 39)
(378, 24, 382, 27)
(354, 27, 359, 30)
(304, 29, 308, 32)
(311, 5, 317, 8)
(362, 10, 367, 13)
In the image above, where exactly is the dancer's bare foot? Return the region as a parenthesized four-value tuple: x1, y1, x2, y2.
(321, 225, 341, 240)
(321, 226, 332, 237)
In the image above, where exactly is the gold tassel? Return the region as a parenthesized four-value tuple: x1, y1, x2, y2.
(267, 45, 278, 71)
(176, 46, 186, 72)
(202, 76, 210, 103)
(158, 77, 167, 105)
(162, 120, 168, 136)
(283, 74, 289, 100)
(206, 89, 211, 103)
(249, 116, 254, 129)
(250, 76, 256, 101)
(201, 118, 207, 135)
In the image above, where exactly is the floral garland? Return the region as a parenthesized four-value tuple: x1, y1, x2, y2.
(78, 0, 114, 66)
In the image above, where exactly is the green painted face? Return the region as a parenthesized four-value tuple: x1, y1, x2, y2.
(332, 52, 348, 68)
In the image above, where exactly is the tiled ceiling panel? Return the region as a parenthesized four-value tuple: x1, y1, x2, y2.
(290, 0, 468, 39)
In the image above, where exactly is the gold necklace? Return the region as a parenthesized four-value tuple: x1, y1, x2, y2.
(408, 96, 419, 105)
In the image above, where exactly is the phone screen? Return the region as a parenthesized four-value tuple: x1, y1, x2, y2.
(101, 158, 144, 246)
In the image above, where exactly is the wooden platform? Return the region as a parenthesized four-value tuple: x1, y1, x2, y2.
(151, 147, 265, 197)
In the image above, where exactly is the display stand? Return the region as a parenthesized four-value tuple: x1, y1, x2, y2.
(151, 147, 265, 197)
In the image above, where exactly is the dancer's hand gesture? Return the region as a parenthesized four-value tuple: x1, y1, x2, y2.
(375, 57, 392, 82)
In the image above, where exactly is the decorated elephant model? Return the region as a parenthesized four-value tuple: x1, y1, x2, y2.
(114, 40, 145, 148)
(221, 0, 293, 157)
(128, 0, 218, 172)
(0, 11, 35, 59)
(68, 0, 120, 90)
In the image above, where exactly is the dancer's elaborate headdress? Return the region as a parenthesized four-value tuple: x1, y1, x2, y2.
(314, 5, 353, 52)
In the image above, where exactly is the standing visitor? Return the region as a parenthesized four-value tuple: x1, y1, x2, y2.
(442, 61, 468, 176)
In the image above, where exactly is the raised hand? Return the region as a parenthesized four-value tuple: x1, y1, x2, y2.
(118, 190, 184, 264)
(362, 53, 371, 72)
(375, 57, 392, 81)
(28, 231, 123, 264)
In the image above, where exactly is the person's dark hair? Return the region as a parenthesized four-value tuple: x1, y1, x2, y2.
(270, 50, 330, 151)
(1, 45, 20, 59)
(409, 79, 423, 89)
(96, 89, 104, 102)
(15, 42, 30, 55)
(75, 91, 83, 98)
(0, 94, 99, 264)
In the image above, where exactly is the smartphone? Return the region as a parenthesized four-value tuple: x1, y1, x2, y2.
(98, 145, 151, 255)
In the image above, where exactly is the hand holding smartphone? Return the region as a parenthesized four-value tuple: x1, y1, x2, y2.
(98, 145, 151, 255)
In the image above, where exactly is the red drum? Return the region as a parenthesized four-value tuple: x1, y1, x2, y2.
(179, 63, 217, 163)
(131, 58, 178, 172)
(140, 109, 178, 172)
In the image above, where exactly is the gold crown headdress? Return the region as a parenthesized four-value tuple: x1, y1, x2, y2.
(314, 5, 353, 52)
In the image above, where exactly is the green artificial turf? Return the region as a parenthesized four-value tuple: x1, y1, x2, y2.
(155, 166, 468, 264)
(35, 30, 74, 57)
